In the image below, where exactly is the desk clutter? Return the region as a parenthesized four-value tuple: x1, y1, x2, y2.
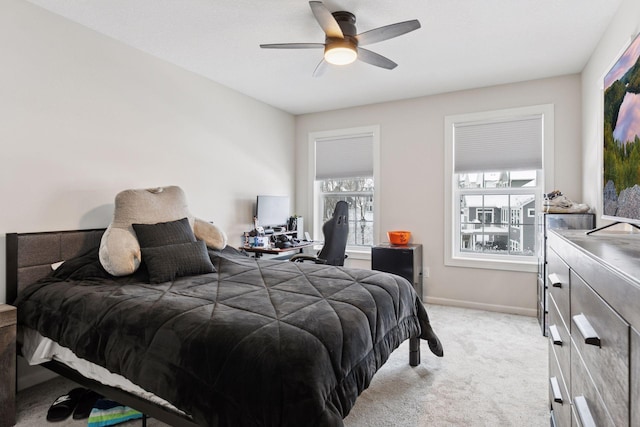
(244, 215, 306, 249)
(245, 232, 306, 249)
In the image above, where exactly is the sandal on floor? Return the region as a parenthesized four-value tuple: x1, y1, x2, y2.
(46, 387, 88, 422)
(72, 390, 103, 420)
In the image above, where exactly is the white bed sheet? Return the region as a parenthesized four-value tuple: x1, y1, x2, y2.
(21, 327, 185, 416)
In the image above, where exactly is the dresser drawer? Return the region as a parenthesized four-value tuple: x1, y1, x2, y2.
(570, 270, 629, 426)
(538, 276, 547, 335)
(571, 340, 614, 426)
(547, 247, 571, 329)
(549, 344, 571, 427)
(548, 295, 570, 384)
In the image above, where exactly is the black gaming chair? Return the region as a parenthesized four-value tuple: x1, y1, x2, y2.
(290, 201, 349, 266)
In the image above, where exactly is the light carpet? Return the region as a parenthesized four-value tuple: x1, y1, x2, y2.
(15, 304, 548, 426)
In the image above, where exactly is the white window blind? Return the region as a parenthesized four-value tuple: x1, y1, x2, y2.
(454, 116, 543, 173)
(315, 135, 373, 180)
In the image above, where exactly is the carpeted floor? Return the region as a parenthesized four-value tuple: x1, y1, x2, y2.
(15, 304, 548, 426)
(344, 304, 548, 426)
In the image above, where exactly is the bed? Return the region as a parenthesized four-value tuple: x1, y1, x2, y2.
(7, 229, 443, 426)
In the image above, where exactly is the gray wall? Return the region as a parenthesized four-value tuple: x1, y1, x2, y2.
(582, 0, 640, 225)
(296, 75, 583, 316)
(0, 0, 296, 305)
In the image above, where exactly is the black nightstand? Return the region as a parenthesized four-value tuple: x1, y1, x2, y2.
(0, 304, 16, 427)
(371, 244, 423, 298)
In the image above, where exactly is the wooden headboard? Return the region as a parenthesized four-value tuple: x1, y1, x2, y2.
(5, 229, 105, 304)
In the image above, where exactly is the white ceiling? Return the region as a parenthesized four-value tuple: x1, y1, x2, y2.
(27, 0, 622, 115)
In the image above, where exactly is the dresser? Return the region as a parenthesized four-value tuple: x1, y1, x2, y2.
(371, 244, 423, 298)
(547, 229, 640, 427)
(537, 213, 594, 335)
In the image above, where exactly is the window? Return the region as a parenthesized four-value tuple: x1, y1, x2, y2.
(318, 177, 374, 247)
(444, 105, 554, 272)
(308, 126, 380, 254)
(458, 172, 537, 256)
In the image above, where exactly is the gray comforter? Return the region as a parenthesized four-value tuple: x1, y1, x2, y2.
(16, 247, 443, 426)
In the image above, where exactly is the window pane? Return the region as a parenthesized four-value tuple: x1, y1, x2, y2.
(459, 193, 536, 255)
(509, 170, 537, 187)
(320, 177, 374, 247)
(509, 224, 535, 256)
(458, 173, 482, 189)
(319, 177, 374, 193)
(483, 172, 509, 188)
(508, 194, 536, 256)
(458, 170, 537, 189)
(460, 196, 474, 253)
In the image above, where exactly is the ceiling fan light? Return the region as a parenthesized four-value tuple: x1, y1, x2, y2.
(324, 44, 357, 65)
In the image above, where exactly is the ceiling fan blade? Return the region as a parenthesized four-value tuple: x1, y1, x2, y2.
(357, 47, 397, 70)
(260, 43, 325, 49)
(309, 1, 343, 38)
(313, 59, 328, 77)
(356, 19, 421, 46)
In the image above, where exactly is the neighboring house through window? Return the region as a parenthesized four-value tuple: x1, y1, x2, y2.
(444, 105, 554, 272)
(308, 126, 380, 255)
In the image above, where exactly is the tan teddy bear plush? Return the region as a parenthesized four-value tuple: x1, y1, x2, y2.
(99, 186, 227, 276)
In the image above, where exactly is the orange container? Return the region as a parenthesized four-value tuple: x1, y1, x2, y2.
(387, 230, 411, 245)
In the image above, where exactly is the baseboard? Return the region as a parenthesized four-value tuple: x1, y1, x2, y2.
(424, 296, 536, 317)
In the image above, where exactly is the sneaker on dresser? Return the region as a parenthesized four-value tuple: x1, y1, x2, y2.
(543, 192, 589, 213)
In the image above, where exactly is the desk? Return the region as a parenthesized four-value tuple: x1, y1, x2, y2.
(241, 241, 317, 258)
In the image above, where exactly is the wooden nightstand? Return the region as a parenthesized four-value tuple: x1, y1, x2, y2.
(0, 304, 17, 427)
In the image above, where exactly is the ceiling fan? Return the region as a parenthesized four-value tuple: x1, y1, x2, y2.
(260, 1, 421, 77)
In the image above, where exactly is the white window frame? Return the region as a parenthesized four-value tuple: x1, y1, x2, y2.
(444, 104, 555, 272)
(308, 126, 381, 260)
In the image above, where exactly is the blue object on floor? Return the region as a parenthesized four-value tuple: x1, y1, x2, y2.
(87, 399, 143, 427)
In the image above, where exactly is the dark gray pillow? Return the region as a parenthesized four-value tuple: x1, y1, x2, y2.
(141, 240, 215, 284)
(133, 217, 196, 248)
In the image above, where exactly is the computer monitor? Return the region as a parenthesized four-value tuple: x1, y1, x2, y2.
(255, 195, 290, 230)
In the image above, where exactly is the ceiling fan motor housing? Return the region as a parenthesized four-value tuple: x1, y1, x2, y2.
(332, 11, 357, 36)
(326, 11, 358, 53)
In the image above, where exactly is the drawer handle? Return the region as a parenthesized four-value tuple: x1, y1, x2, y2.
(549, 324, 562, 346)
(573, 314, 601, 347)
(549, 376, 563, 404)
(574, 396, 596, 427)
(548, 273, 562, 288)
